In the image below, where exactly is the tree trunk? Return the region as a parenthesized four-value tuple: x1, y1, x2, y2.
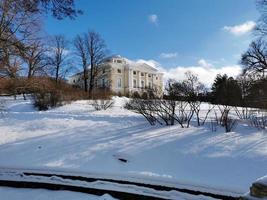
(55, 64, 59, 83)
(83, 71, 88, 92)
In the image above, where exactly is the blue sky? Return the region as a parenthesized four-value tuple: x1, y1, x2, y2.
(44, 0, 259, 85)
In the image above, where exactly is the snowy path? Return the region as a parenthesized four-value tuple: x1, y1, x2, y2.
(0, 96, 266, 196)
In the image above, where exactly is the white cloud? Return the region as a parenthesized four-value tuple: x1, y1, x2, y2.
(198, 59, 213, 69)
(148, 14, 158, 25)
(223, 21, 256, 36)
(136, 58, 242, 88)
(162, 65, 242, 88)
(160, 52, 177, 59)
(46, 47, 70, 56)
(136, 59, 162, 69)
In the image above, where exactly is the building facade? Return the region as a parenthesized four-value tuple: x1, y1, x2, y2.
(68, 56, 164, 96)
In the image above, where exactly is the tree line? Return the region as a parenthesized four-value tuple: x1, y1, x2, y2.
(0, 0, 108, 96)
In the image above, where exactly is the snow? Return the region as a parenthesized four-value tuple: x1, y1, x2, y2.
(0, 187, 117, 200)
(0, 95, 266, 197)
(255, 175, 267, 185)
(0, 169, 217, 200)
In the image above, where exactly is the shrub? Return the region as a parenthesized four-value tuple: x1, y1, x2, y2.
(224, 117, 238, 132)
(250, 112, 267, 130)
(92, 99, 114, 111)
(32, 89, 63, 111)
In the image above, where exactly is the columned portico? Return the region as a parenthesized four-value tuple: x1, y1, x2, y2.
(69, 55, 163, 96)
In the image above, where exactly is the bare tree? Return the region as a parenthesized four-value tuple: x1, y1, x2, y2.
(0, 0, 41, 72)
(0, 0, 81, 78)
(241, 40, 267, 78)
(85, 31, 107, 94)
(0, 42, 22, 79)
(48, 35, 70, 82)
(255, 0, 267, 37)
(74, 34, 88, 91)
(23, 41, 48, 78)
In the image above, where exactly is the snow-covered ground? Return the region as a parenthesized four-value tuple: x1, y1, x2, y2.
(0, 96, 266, 197)
(0, 187, 116, 200)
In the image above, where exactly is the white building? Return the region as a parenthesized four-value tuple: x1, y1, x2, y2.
(68, 55, 164, 96)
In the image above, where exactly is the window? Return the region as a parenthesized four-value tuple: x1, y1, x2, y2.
(141, 72, 144, 76)
(133, 79, 137, 88)
(117, 78, 122, 88)
(148, 82, 152, 89)
(102, 78, 105, 87)
(133, 71, 137, 75)
(103, 68, 106, 74)
(148, 74, 152, 78)
(117, 69, 121, 73)
(117, 60, 122, 63)
(156, 76, 158, 80)
(141, 80, 145, 88)
(73, 80, 75, 83)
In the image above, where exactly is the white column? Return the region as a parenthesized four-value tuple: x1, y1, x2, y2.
(128, 69, 132, 89)
(138, 71, 141, 88)
(152, 74, 154, 89)
(145, 73, 148, 88)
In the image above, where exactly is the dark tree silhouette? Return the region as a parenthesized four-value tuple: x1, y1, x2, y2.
(211, 74, 242, 106)
(85, 31, 107, 94)
(241, 40, 267, 78)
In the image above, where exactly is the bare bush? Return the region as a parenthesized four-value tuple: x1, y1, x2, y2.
(218, 105, 238, 132)
(250, 111, 267, 129)
(210, 118, 218, 132)
(125, 99, 158, 125)
(32, 89, 63, 111)
(234, 106, 254, 120)
(92, 99, 114, 111)
(176, 101, 194, 128)
(201, 104, 215, 126)
(125, 97, 194, 128)
(224, 117, 238, 132)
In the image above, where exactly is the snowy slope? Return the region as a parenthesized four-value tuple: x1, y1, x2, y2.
(0, 96, 266, 196)
(0, 187, 116, 200)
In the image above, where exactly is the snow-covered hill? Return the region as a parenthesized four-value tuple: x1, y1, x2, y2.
(0, 96, 266, 196)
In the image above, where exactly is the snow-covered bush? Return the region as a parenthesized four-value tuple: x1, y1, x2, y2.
(92, 99, 114, 111)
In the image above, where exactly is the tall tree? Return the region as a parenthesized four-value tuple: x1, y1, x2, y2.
(74, 34, 88, 91)
(48, 35, 70, 82)
(0, 0, 41, 66)
(0, 0, 81, 77)
(211, 74, 242, 106)
(85, 31, 107, 94)
(23, 41, 48, 78)
(241, 40, 267, 78)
